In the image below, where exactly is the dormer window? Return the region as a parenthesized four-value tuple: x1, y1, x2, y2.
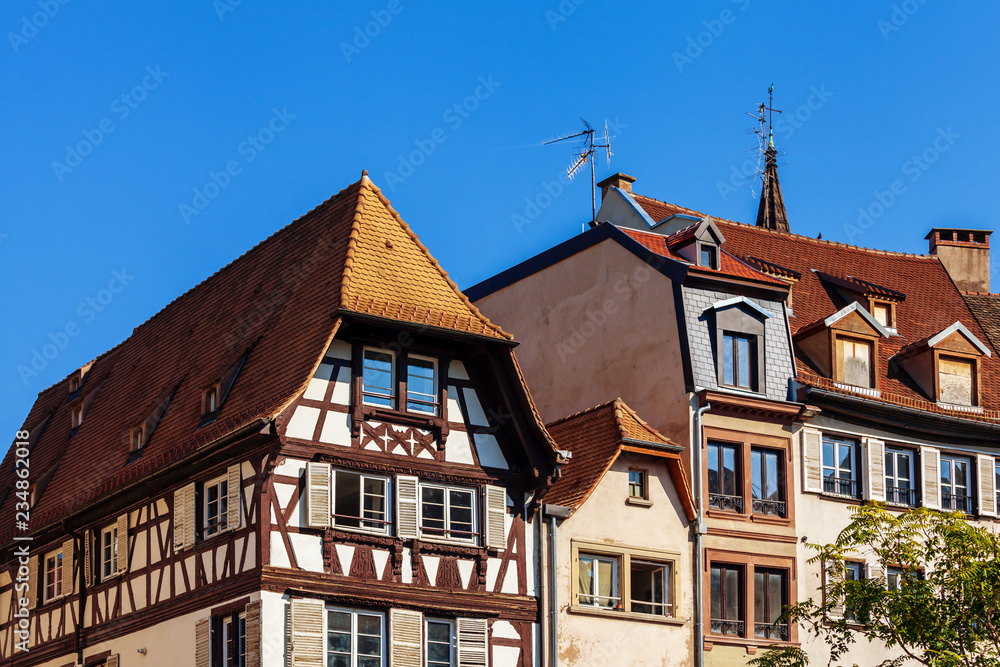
(359, 346, 442, 417)
(71, 405, 83, 429)
(794, 302, 889, 395)
(406, 356, 438, 415)
(705, 297, 771, 395)
(722, 332, 756, 390)
(836, 337, 873, 389)
(700, 244, 718, 270)
(69, 376, 80, 393)
(895, 321, 989, 409)
(938, 356, 975, 406)
(131, 425, 144, 452)
(871, 301, 893, 328)
(203, 385, 219, 415)
(362, 349, 396, 409)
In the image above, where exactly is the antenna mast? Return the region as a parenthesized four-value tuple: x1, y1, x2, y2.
(544, 119, 613, 227)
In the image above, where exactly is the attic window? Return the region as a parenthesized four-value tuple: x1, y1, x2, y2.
(69, 376, 80, 393)
(71, 405, 83, 429)
(938, 356, 975, 406)
(871, 301, 894, 328)
(699, 244, 718, 270)
(203, 385, 219, 415)
(836, 337, 873, 389)
(131, 425, 145, 452)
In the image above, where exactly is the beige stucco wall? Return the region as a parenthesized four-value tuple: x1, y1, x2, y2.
(473, 239, 690, 444)
(543, 453, 693, 667)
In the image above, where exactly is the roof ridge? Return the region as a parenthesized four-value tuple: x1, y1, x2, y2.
(544, 397, 620, 428)
(612, 399, 676, 445)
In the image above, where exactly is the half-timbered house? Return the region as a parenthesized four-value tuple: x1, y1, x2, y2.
(0, 173, 562, 667)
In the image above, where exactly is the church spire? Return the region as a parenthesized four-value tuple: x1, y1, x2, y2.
(754, 85, 790, 233)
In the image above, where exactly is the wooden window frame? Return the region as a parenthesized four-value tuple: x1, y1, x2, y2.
(212, 608, 247, 667)
(834, 334, 876, 390)
(71, 404, 84, 429)
(939, 453, 973, 514)
(405, 354, 439, 416)
(203, 383, 221, 417)
(884, 447, 917, 507)
(721, 332, 758, 391)
(699, 242, 718, 269)
(130, 424, 145, 452)
(628, 468, 649, 501)
(425, 618, 456, 667)
(821, 435, 861, 500)
(362, 347, 397, 410)
(418, 482, 478, 546)
(325, 606, 385, 667)
(702, 427, 794, 527)
(934, 352, 979, 407)
(43, 549, 63, 603)
(332, 469, 392, 536)
(868, 299, 895, 329)
(202, 474, 229, 539)
(704, 549, 797, 647)
(99, 525, 118, 582)
(713, 306, 767, 395)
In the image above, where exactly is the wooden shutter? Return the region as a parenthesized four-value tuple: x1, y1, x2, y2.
(305, 462, 331, 529)
(194, 617, 211, 667)
(825, 561, 844, 618)
(978, 454, 997, 517)
(26, 555, 38, 610)
(174, 482, 196, 550)
(920, 446, 940, 510)
(106, 655, 120, 667)
(396, 476, 419, 540)
(227, 463, 242, 530)
(290, 598, 325, 667)
(865, 438, 886, 502)
(484, 485, 507, 550)
(61, 538, 74, 597)
(802, 428, 823, 493)
(390, 608, 423, 667)
(83, 529, 92, 587)
(457, 617, 488, 667)
(867, 562, 885, 584)
(245, 599, 262, 667)
(116, 514, 129, 574)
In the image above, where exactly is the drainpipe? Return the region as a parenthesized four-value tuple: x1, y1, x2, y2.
(543, 504, 573, 667)
(694, 402, 711, 667)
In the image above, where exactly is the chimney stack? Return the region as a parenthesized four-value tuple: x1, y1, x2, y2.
(926, 228, 992, 293)
(597, 173, 636, 201)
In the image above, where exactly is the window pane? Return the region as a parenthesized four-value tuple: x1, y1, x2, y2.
(754, 572, 764, 623)
(768, 573, 783, 623)
(363, 350, 394, 408)
(596, 559, 616, 608)
(724, 568, 739, 619)
(939, 357, 973, 405)
(723, 446, 737, 496)
(362, 477, 387, 529)
(334, 472, 360, 528)
(708, 445, 720, 494)
(723, 334, 735, 386)
(841, 339, 871, 388)
(406, 357, 437, 414)
(737, 336, 751, 389)
(710, 567, 721, 619)
(579, 557, 595, 604)
(823, 442, 834, 468)
(766, 452, 779, 499)
(328, 611, 351, 632)
(421, 487, 446, 530)
(751, 450, 762, 499)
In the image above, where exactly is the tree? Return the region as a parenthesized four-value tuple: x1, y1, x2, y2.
(749, 504, 1000, 667)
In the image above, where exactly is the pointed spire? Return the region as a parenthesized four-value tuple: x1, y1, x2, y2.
(756, 145, 789, 232)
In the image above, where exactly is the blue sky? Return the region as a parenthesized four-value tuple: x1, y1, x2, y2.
(3, 1, 1000, 439)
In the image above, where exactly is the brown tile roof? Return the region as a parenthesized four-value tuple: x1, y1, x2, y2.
(2, 174, 514, 544)
(544, 399, 694, 518)
(962, 292, 1000, 353)
(630, 193, 1000, 414)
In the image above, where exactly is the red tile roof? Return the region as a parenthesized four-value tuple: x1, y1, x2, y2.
(962, 292, 1000, 353)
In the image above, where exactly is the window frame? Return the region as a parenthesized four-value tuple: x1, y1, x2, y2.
(43, 549, 63, 603)
(131, 424, 145, 452)
(71, 405, 83, 429)
(869, 300, 894, 329)
(884, 447, 917, 507)
(750, 446, 786, 518)
(995, 459, 999, 518)
(425, 618, 455, 667)
(362, 347, 397, 410)
(405, 354, 439, 416)
(936, 353, 978, 407)
(212, 608, 248, 667)
(332, 469, 392, 536)
(722, 332, 757, 391)
(713, 305, 767, 395)
(835, 335, 875, 389)
(699, 243, 718, 269)
(705, 550, 796, 645)
(753, 567, 788, 640)
(707, 440, 742, 513)
(940, 454, 973, 514)
(203, 383, 220, 416)
(100, 525, 118, 582)
(822, 435, 860, 499)
(325, 606, 385, 667)
(418, 482, 477, 545)
(628, 468, 648, 501)
(843, 561, 865, 624)
(709, 563, 744, 637)
(703, 428, 794, 525)
(203, 474, 230, 539)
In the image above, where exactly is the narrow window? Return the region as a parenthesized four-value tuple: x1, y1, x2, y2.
(885, 448, 915, 506)
(426, 620, 454, 667)
(710, 564, 743, 636)
(837, 337, 872, 388)
(822, 437, 858, 497)
(722, 332, 756, 390)
(69, 376, 80, 393)
(222, 616, 234, 666)
(204, 386, 219, 415)
(362, 349, 395, 409)
(405, 356, 438, 415)
(750, 448, 785, 517)
(844, 562, 864, 623)
(333, 470, 390, 534)
(420, 484, 476, 543)
(886, 566, 905, 591)
(707, 442, 741, 512)
(131, 426, 144, 451)
(204, 476, 229, 538)
(44, 552, 63, 602)
(71, 406, 83, 429)
(940, 455, 971, 513)
(872, 302, 892, 328)
(578, 553, 620, 609)
(214, 610, 247, 666)
(754, 569, 787, 640)
(700, 245, 718, 269)
(995, 459, 1000, 517)
(101, 526, 118, 580)
(628, 469, 647, 500)
(630, 560, 671, 616)
(938, 356, 974, 406)
(326, 608, 384, 667)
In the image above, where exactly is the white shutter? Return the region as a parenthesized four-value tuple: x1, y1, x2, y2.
(61, 538, 74, 597)
(83, 529, 92, 587)
(306, 462, 331, 529)
(227, 463, 242, 530)
(920, 446, 940, 510)
(26, 555, 38, 610)
(194, 617, 211, 667)
(825, 561, 844, 618)
(978, 454, 996, 517)
(174, 483, 196, 550)
(865, 438, 886, 502)
(866, 562, 885, 583)
(106, 654, 120, 667)
(290, 598, 325, 667)
(390, 608, 423, 667)
(457, 617, 488, 667)
(396, 476, 419, 540)
(484, 485, 507, 550)
(802, 428, 823, 493)
(116, 513, 129, 574)
(245, 600, 262, 667)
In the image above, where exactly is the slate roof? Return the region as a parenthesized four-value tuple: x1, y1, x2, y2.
(2, 174, 526, 545)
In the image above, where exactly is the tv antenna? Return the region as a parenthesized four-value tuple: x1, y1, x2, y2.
(543, 118, 613, 226)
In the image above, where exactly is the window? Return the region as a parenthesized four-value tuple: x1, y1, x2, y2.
(425, 619, 454, 667)
(938, 356, 975, 406)
(886, 566, 905, 591)
(700, 244, 718, 269)
(204, 475, 229, 538)
(327, 608, 383, 667)
(722, 332, 756, 390)
(940, 455, 972, 513)
(333, 471, 390, 534)
(710, 564, 743, 636)
(837, 337, 872, 388)
(44, 551, 63, 602)
(631, 560, 672, 617)
(204, 385, 219, 415)
(100, 526, 118, 581)
(214, 610, 247, 666)
(71, 406, 83, 429)
(751, 448, 785, 517)
(131, 426, 144, 452)
(628, 469, 647, 500)
(362, 349, 395, 409)
(885, 448, 916, 506)
(754, 569, 788, 640)
(405, 356, 438, 415)
(995, 460, 1000, 517)
(844, 562, 864, 623)
(578, 553, 621, 609)
(420, 484, 475, 543)
(69, 375, 80, 393)
(707, 442, 741, 512)
(872, 301, 893, 328)
(822, 436, 858, 498)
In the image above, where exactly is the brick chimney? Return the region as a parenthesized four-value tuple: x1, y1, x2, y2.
(926, 228, 992, 293)
(597, 173, 636, 200)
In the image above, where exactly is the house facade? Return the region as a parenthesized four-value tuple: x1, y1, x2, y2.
(0, 174, 563, 667)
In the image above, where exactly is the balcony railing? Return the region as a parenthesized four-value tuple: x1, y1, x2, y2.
(710, 619, 744, 636)
(752, 498, 786, 518)
(885, 485, 917, 507)
(823, 477, 857, 498)
(708, 493, 743, 513)
(942, 492, 972, 514)
(754, 622, 789, 640)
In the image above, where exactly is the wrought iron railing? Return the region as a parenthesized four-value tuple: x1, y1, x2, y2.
(942, 492, 972, 514)
(823, 477, 857, 498)
(708, 493, 743, 512)
(755, 622, 789, 640)
(752, 498, 786, 517)
(885, 486, 916, 507)
(710, 619, 744, 636)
